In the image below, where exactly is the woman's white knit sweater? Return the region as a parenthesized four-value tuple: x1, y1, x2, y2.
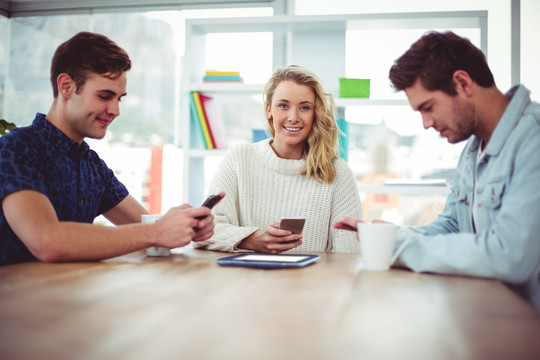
(194, 139, 363, 253)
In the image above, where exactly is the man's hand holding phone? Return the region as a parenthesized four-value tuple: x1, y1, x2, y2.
(196, 193, 224, 220)
(192, 191, 225, 240)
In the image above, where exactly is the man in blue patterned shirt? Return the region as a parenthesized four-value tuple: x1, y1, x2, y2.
(334, 31, 540, 312)
(0, 32, 217, 265)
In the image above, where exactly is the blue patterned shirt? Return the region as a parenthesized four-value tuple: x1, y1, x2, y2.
(0, 113, 129, 265)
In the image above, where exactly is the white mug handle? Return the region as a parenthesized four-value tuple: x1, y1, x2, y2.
(390, 229, 411, 265)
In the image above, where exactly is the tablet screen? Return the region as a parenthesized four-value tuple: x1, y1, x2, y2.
(237, 254, 311, 262)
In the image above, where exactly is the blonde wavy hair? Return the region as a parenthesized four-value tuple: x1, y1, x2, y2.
(263, 65, 339, 184)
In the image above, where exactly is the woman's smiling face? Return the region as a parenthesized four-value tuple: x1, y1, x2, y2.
(267, 80, 315, 159)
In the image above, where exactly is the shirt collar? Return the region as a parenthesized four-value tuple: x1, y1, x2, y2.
(484, 84, 531, 156)
(32, 113, 89, 156)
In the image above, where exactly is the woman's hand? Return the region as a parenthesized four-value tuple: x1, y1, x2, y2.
(333, 217, 393, 234)
(238, 222, 302, 254)
(333, 216, 363, 232)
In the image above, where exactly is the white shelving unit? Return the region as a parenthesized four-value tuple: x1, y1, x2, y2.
(180, 11, 487, 204)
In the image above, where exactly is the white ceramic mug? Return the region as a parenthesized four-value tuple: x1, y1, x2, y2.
(357, 222, 411, 271)
(141, 214, 171, 256)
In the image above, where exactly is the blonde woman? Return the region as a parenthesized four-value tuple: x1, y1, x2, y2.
(194, 65, 362, 253)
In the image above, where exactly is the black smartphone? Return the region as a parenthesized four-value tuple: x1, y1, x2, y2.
(201, 194, 223, 209)
(279, 217, 306, 234)
(196, 194, 223, 220)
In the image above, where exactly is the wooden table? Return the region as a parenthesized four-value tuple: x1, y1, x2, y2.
(1, 247, 539, 360)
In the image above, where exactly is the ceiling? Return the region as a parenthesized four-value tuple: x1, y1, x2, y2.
(0, 0, 271, 17)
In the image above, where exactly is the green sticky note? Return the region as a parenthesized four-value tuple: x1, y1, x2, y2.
(339, 78, 370, 98)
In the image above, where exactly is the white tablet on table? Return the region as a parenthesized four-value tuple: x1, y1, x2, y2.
(216, 253, 320, 269)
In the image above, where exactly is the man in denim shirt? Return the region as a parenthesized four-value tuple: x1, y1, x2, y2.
(0, 32, 217, 265)
(335, 31, 540, 311)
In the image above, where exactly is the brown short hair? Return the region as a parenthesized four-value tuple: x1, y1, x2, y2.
(50, 31, 131, 98)
(389, 31, 494, 95)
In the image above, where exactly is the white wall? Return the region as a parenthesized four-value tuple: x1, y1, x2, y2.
(294, 0, 516, 94)
(522, 0, 540, 100)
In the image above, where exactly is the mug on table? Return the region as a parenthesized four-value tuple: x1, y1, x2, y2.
(141, 214, 171, 256)
(357, 222, 411, 271)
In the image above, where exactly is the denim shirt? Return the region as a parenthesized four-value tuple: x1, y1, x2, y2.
(397, 85, 540, 311)
(0, 113, 129, 265)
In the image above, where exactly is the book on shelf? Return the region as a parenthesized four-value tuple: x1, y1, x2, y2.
(189, 93, 206, 149)
(203, 75, 243, 82)
(190, 91, 215, 149)
(205, 70, 240, 77)
(336, 118, 348, 161)
(199, 93, 229, 149)
(203, 70, 242, 82)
